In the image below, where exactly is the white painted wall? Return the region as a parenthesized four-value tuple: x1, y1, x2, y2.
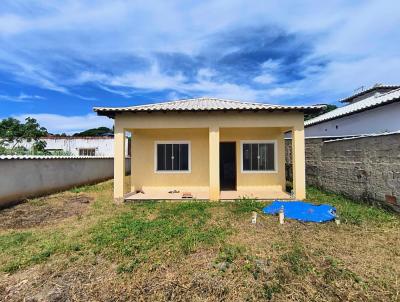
(0, 157, 131, 207)
(16, 137, 129, 157)
(304, 102, 400, 138)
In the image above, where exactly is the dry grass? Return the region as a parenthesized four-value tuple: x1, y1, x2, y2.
(0, 181, 399, 302)
(0, 194, 92, 229)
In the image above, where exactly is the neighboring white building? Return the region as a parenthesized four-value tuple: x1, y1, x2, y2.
(17, 136, 129, 157)
(305, 84, 400, 138)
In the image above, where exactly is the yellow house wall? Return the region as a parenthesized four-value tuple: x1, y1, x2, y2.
(220, 127, 286, 191)
(130, 128, 209, 192)
(113, 111, 305, 200)
(130, 127, 286, 192)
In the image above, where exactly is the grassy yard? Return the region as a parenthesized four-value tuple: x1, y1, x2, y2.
(0, 182, 399, 301)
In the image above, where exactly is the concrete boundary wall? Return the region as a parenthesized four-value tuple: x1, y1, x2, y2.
(286, 133, 400, 212)
(0, 156, 131, 208)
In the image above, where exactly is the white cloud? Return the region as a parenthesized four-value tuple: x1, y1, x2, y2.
(110, 66, 186, 91)
(267, 87, 298, 97)
(75, 63, 275, 101)
(96, 84, 133, 98)
(76, 64, 186, 92)
(197, 68, 217, 80)
(314, 1, 400, 57)
(253, 74, 276, 85)
(284, 56, 400, 104)
(190, 80, 261, 100)
(260, 59, 281, 70)
(166, 91, 185, 100)
(0, 92, 45, 102)
(253, 59, 279, 85)
(12, 113, 113, 134)
(0, 14, 29, 36)
(0, 0, 399, 106)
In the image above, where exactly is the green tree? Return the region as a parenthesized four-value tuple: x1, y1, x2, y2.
(32, 140, 47, 153)
(0, 117, 48, 152)
(73, 127, 112, 137)
(304, 104, 338, 121)
(49, 132, 68, 137)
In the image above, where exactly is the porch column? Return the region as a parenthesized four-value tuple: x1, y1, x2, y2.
(114, 125, 126, 203)
(209, 126, 220, 200)
(130, 132, 135, 194)
(292, 124, 306, 200)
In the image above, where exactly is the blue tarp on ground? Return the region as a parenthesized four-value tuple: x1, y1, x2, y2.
(262, 201, 336, 223)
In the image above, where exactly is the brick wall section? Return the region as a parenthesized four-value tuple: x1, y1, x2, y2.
(286, 133, 400, 212)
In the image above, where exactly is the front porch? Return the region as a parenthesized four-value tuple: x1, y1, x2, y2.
(124, 187, 291, 201)
(113, 120, 305, 202)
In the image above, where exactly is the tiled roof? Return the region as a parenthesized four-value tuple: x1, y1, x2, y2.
(339, 84, 400, 103)
(305, 87, 400, 127)
(94, 97, 324, 117)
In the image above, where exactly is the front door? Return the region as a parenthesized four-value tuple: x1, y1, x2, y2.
(220, 142, 236, 190)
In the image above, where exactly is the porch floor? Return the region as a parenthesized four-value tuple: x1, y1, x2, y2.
(220, 189, 291, 200)
(124, 188, 291, 201)
(125, 190, 209, 201)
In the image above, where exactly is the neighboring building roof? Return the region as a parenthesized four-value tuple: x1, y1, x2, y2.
(0, 155, 114, 160)
(323, 130, 400, 143)
(43, 136, 114, 139)
(94, 97, 325, 117)
(305, 87, 400, 127)
(339, 84, 400, 103)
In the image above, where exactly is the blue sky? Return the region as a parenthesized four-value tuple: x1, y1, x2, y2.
(0, 0, 399, 134)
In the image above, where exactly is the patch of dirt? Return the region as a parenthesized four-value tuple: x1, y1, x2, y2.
(0, 194, 93, 229)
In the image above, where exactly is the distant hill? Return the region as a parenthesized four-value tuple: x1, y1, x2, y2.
(73, 127, 113, 137)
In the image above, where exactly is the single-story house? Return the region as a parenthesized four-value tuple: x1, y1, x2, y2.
(94, 98, 323, 202)
(305, 84, 400, 138)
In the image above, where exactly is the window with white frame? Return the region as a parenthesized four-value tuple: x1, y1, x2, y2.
(155, 142, 190, 172)
(242, 141, 276, 172)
